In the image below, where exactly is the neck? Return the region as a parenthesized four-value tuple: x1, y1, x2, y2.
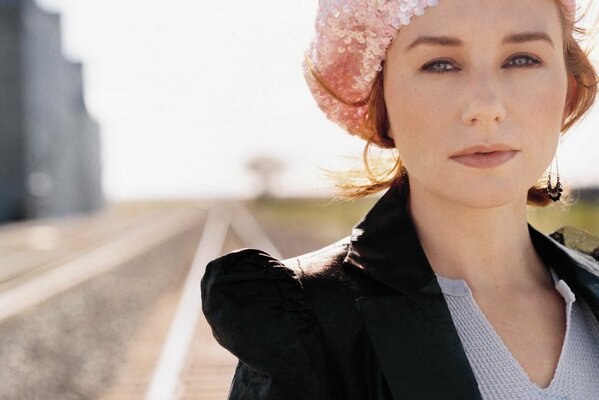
(405, 180, 553, 293)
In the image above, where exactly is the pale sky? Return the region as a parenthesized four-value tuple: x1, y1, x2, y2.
(36, 0, 599, 201)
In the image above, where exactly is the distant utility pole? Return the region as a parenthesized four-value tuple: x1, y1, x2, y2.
(245, 155, 285, 199)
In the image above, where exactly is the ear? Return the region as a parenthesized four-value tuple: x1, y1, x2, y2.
(563, 72, 578, 125)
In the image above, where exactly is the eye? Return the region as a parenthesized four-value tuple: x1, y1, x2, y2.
(505, 54, 541, 68)
(421, 59, 458, 74)
(421, 54, 542, 74)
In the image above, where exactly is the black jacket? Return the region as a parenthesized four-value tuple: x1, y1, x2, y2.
(201, 182, 599, 400)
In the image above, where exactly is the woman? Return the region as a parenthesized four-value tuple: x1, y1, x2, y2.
(201, 0, 599, 398)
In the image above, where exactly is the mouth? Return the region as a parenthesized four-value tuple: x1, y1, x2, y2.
(450, 150, 519, 169)
(450, 143, 518, 158)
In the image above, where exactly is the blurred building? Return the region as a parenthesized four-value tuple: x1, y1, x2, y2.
(579, 187, 599, 203)
(0, 0, 103, 223)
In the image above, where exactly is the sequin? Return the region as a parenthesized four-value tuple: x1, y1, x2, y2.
(302, 0, 577, 139)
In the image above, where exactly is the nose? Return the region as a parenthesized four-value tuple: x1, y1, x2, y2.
(461, 72, 507, 126)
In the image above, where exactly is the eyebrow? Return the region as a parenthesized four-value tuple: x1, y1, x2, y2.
(406, 31, 555, 52)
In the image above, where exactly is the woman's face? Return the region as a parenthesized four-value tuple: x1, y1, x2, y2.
(384, 0, 571, 208)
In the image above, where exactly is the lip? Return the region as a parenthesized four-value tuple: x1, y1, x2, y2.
(450, 150, 519, 169)
(451, 144, 517, 157)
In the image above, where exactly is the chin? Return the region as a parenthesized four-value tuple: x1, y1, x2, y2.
(410, 172, 530, 209)
(434, 182, 527, 210)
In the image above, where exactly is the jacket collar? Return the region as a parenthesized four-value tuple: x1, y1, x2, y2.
(343, 180, 599, 400)
(343, 179, 436, 295)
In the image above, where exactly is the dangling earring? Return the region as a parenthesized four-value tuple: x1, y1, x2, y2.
(546, 142, 563, 202)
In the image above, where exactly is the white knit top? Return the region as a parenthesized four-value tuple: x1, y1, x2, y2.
(435, 267, 599, 400)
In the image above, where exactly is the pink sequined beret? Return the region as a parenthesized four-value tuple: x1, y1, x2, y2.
(302, 0, 577, 139)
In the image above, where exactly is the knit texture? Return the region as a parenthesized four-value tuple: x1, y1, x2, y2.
(436, 268, 599, 399)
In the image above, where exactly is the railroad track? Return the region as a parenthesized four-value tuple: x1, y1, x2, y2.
(0, 206, 205, 323)
(0, 203, 206, 399)
(98, 202, 281, 400)
(100, 204, 280, 400)
(0, 201, 278, 399)
(145, 203, 280, 400)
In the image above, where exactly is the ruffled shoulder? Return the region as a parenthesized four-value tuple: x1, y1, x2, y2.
(549, 225, 599, 280)
(549, 225, 599, 260)
(200, 248, 332, 399)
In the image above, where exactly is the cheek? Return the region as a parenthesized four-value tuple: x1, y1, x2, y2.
(512, 76, 567, 131)
(385, 80, 451, 165)
(510, 71, 567, 164)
